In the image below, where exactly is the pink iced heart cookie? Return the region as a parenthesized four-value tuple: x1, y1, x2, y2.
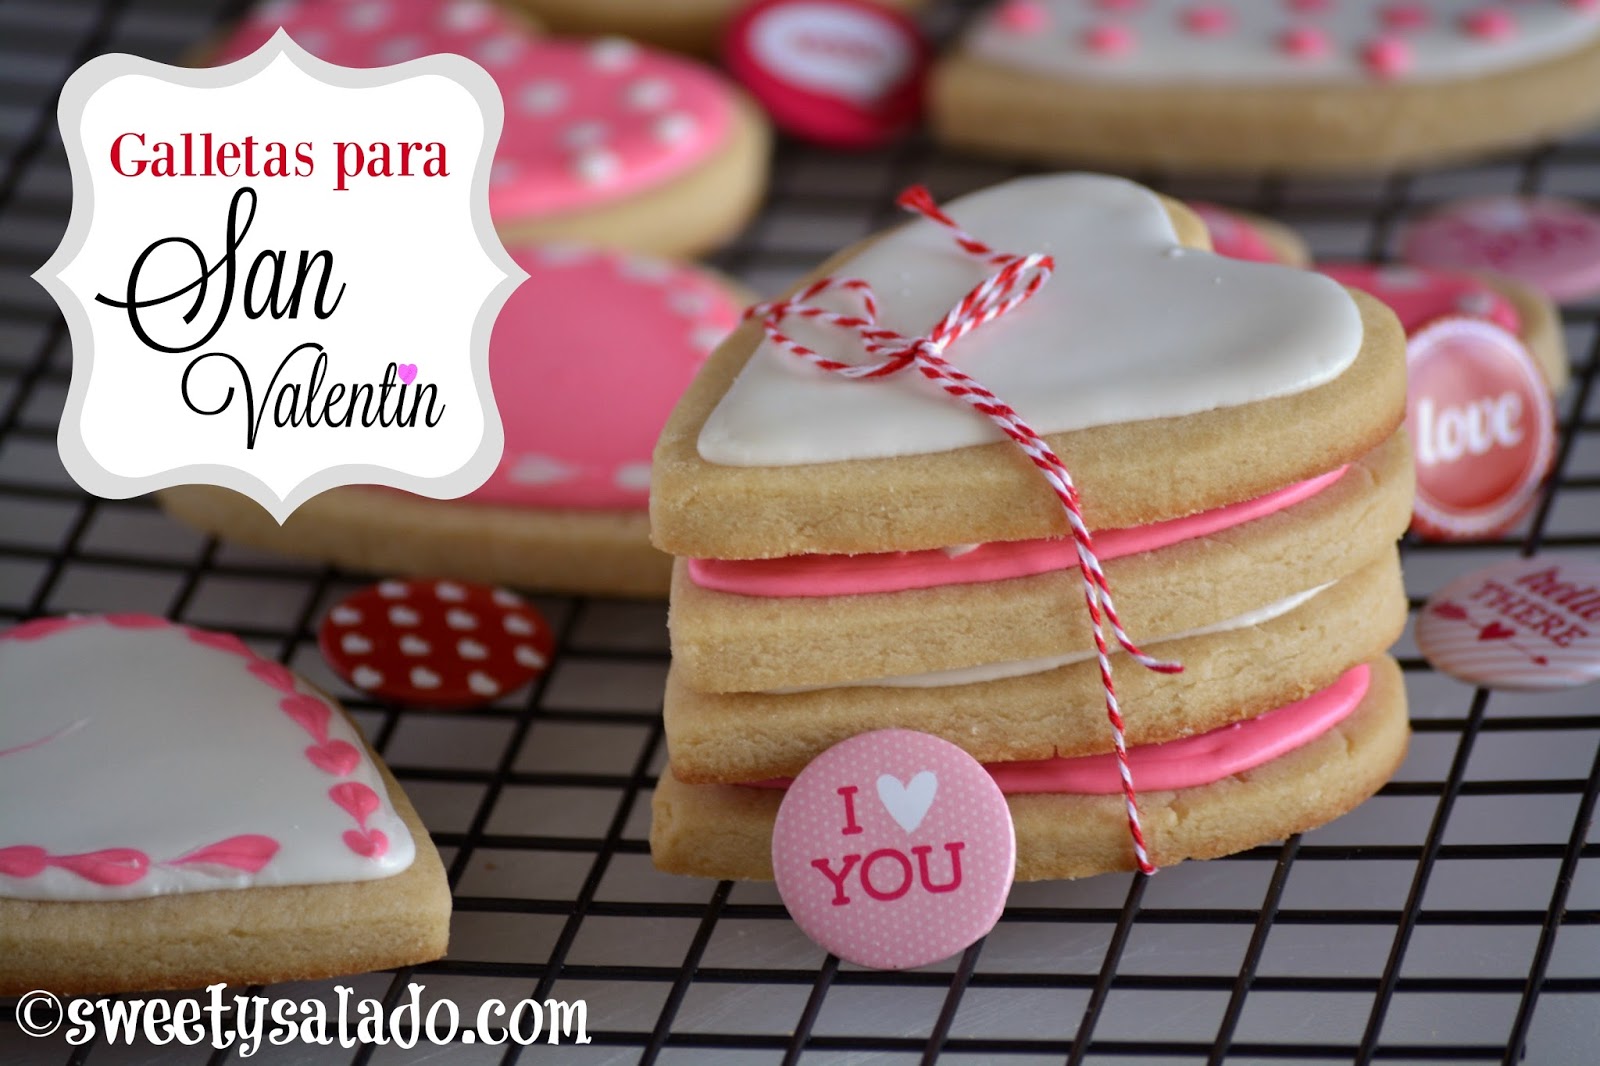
(1320, 261, 1569, 394)
(0, 615, 415, 902)
(472, 243, 743, 510)
(1188, 202, 1309, 266)
(156, 238, 747, 595)
(1320, 263, 1521, 335)
(212, 0, 765, 256)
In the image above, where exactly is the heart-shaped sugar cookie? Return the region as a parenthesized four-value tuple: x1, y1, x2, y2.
(0, 616, 413, 902)
(699, 174, 1363, 466)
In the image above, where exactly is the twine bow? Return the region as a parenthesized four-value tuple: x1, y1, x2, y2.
(747, 186, 1182, 874)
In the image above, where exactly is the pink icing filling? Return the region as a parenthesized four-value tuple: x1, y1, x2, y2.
(468, 245, 740, 510)
(986, 663, 1370, 794)
(688, 466, 1347, 598)
(1320, 262, 1522, 335)
(214, 0, 735, 220)
(748, 665, 1370, 795)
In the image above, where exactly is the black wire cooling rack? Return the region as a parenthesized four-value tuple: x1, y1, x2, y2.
(4, 0, 1600, 1062)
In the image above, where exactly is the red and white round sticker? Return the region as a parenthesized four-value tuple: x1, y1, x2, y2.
(724, 0, 930, 149)
(1406, 317, 1554, 541)
(771, 730, 1015, 970)
(1417, 558, 1600, 691)
(319, 579, 553, 709)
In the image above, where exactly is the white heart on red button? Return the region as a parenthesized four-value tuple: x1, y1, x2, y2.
(399, 635, 431, 657)
(389, 606, 420, 627)
(458, 639, 489, 661)
(341, 633, 372, 655)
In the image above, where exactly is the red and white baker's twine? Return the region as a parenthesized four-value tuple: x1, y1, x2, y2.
(746, 186, 1183, 875)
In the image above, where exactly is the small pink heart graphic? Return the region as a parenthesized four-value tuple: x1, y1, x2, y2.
(3, 618, 89, 642)
(186, 628, 251, 657)
(342, 828, 389, 858)
(1480, 622, 1516, 641)
(306, 739, 361, 777)
(52, 848, 150, 886)
(397, 363, 419, 385)
(0, 845, 48, 878)
(248, 660, 297, 695)
(1430, 601, 1469, 620)
(329, 781, 381, 826)
(279, 693, 332, 744)
(169, 835, 280, 874)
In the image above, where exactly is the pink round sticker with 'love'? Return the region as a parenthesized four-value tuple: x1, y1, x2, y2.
(1406, 317, 1553, 541)
(771, 729, 1015, 970)
(1417, 558, 1600, 691)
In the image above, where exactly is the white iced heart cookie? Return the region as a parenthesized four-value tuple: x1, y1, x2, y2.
(0, 616, 414, 902)
(698, 174, 1363, 466)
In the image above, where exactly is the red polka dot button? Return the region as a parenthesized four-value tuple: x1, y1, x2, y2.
(319, 579, 553, 709)
(771, 730, 1016, 970)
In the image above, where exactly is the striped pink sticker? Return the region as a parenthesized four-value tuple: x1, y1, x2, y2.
(1416, 558, 1600, 690)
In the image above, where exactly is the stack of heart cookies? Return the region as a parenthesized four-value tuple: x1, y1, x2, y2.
(648, 173, 1415, 880)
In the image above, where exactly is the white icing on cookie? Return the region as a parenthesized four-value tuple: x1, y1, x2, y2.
(771, 583, 1331, 692)
(0, 616, 414, 902)
(699, 174, 1362, 466)
(965, 0, 1600, 86)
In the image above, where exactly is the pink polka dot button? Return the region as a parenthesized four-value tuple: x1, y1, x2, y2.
(771, 730, 1016, 971)
(1417, 558, 1600, 690)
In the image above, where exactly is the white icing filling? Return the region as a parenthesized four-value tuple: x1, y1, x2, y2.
(698, 174, 1363, 466)
(0, 621, 415, 902)
(771, 583, 1332, 693)
(965, 1, 1600, 87)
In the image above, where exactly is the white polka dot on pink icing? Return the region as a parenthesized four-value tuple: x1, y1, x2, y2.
(215, 0, 736, 220)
